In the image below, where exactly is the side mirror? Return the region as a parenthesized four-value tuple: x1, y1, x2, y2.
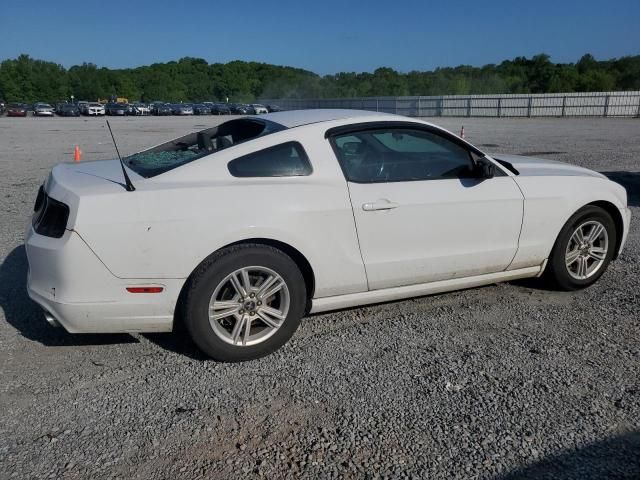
(475, 157, 495, 179)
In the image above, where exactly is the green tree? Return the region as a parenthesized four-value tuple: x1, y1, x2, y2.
(0, 53, 637, 104)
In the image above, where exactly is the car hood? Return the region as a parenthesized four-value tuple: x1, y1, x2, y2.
(490, 154, 606, 179)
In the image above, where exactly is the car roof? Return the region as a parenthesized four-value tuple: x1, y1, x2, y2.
(259, 109, 400, 128)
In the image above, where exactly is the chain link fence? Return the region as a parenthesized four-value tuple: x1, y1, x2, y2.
(261, 91, 640, 118)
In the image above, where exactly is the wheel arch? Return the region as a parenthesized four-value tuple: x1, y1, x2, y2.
(173, 238, 316, 330)
(586, 200, 624, 259)
(223, 238, 316, 302)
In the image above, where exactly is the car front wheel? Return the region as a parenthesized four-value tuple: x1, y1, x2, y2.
(545, 205, 616, 290)
(183, 244, 306, 361)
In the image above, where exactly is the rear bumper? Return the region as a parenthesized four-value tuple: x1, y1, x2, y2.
(27, 286, 176, 333)
(25, 227, 183, 333)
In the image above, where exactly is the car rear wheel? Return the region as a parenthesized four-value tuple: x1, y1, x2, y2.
(183, 244, 306, 361)
(545, 205, 616, 290)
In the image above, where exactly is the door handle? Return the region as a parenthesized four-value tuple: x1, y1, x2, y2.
(362, 200, 399, 211)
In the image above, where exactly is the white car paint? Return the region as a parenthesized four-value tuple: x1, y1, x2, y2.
(25, 110, 631, 334)
(252, 104, 269, 114)
(490, 154, 629, 270)
(347, 175, 524, 290)
(132, 104, 151, 115)
(86, 103, 106, 116)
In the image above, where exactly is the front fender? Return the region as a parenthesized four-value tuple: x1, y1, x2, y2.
(509, 175, 628, 270)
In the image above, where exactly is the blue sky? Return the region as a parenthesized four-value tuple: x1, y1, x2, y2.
(1, 0, 638, 74)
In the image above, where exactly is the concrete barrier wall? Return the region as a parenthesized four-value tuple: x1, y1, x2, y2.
(260, 91, 640, 117)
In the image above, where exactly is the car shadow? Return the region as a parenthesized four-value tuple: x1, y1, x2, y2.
(0, 245, 137, 346)
(509, 277, 557, 291)
(601, 171, 640, 207)
(140, 279, 208, 360)
(142, 331, 208, 361)
(496, 431, 640, 479)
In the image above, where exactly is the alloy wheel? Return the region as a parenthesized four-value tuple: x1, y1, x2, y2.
(208, 266, 290, 346)
(565, 220, 609, 280)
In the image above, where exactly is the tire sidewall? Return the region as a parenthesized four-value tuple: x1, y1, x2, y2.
(184, 246, 306, 362)
(549, 206, 616, 290)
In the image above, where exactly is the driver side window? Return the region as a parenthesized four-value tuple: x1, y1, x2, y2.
(332, 128, 474, 183)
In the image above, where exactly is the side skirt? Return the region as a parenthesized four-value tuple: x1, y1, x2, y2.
(310, 265, 542, 314)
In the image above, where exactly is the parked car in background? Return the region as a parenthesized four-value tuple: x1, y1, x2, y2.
(266, 105, 282, 113)
(210, 103, 231, 115)
(193, 104, 212, 115)
(131, 103, 151, 115)
(33, 103, 55, 116)
(77, 101, 89, 114)
(172, 104, 194, 115)
(85, 103, 106, 116)
(230, 104, 250, 114)
(6, 103, 28, 117)
(149, 101, 164, 112)
(105, 103, 128, 116)
(57, 104, 80, 117)
(251, 104, 269, 114)
(151, 103, 173, 116)
(24, 110, 631, 361)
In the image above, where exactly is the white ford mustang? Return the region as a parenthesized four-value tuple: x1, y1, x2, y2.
(26, 110, 631, 361)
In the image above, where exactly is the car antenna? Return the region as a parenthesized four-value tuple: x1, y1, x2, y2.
(106, 120, 135, 192)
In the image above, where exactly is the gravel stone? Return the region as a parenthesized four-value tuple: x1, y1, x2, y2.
(0, 116, 639, 479)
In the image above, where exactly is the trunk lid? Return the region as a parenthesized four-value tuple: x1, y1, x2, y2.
(43, 160, 141, 229)
(48, 159, 139, 195)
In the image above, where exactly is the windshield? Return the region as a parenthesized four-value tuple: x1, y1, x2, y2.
(124, 118, 287, 178)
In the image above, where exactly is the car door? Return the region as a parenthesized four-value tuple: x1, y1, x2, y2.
(329, 124, 524, 290)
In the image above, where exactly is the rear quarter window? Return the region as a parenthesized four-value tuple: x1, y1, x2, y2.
(228, 142, 312, 178)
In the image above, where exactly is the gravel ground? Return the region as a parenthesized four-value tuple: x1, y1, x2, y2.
(0, 116, 639, 479)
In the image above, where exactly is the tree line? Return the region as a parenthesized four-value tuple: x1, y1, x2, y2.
(0, 53, 638, 104)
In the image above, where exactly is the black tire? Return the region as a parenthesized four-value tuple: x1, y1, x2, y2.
(545, 205, 616, 291)
(182, 244, 306, 362)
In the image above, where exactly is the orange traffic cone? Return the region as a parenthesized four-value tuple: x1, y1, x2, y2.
(73, 145, 82, 162)
(460, 126, 465, 139)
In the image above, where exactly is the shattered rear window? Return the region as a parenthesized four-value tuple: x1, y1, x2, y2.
(124, 118, 286, 178)
(126, 150, 200, 176)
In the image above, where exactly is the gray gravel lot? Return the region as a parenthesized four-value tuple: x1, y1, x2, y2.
(1, 115, 639, 479)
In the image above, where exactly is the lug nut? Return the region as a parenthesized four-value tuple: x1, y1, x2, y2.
(257, 301, 262, 306)
(238, 298, 244, 303)
(239, 309, 244, 314)
(250, 311, 255, 316)
(249, 293, 255, 298)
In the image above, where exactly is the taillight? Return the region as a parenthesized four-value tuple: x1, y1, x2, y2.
(32, 187, 69, 238)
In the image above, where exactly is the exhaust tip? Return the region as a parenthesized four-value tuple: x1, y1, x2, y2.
(43, 310, 61, 328)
